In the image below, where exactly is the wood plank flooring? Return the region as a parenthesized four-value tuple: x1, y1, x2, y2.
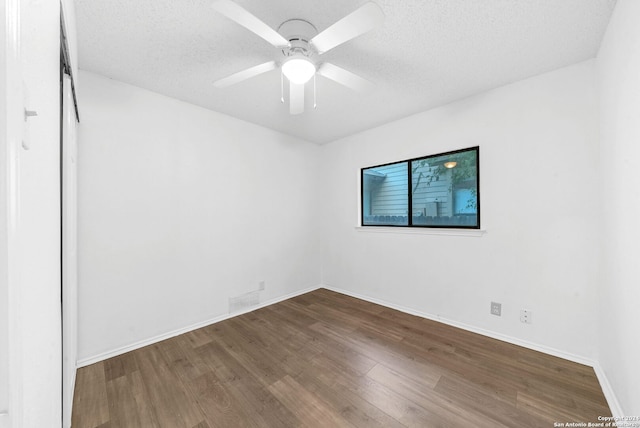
(72, 288, 611, 427)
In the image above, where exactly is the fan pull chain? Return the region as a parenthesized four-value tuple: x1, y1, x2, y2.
(313, 74, 317, 109)
(280, 71, 284, 103)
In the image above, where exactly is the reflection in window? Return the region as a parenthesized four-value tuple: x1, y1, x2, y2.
(362, 162, 408, 226)
(361, 147, 479, 229)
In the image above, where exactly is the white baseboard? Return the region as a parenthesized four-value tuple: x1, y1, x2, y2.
(322, 285, 593, 365)
(77, 285, 322, 368)
(322, 284, 624, 417)
(322, 285, 624, 416)
(592, 362, 625, 418)
(76, 283, 624, 418)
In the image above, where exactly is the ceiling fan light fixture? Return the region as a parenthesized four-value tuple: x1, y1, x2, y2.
(282, 57, 316, 85)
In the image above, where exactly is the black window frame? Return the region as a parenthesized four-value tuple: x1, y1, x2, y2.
(360, 146, 480, 229)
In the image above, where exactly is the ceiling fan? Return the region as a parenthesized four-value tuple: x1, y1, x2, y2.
(211, 0, 384, 115)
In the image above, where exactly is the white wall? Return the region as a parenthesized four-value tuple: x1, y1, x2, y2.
(77, 71, 322, 362)
(320, 60, 601, 361)
(597, 0, 640, 416)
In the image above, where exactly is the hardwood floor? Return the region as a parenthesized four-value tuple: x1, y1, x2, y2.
(72, 288, 611, 427)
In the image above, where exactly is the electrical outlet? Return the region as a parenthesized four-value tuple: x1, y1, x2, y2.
(490, 302, 502, 316)
(258, 280, 265, 291)
(520, 309, 532, 324)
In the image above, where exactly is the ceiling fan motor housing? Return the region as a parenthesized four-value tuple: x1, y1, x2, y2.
(278, 19, 318, 59)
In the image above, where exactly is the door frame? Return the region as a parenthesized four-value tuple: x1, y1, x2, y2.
(1, 0, 25, 426)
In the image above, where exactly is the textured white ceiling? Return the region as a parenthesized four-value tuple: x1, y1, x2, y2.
(75, 0, 616, 144)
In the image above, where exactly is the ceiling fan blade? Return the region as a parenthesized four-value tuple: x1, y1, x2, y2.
(213, 61, 278, 88)
(289, 81, 304, 115)
(310, 2, 384, 54)
(211, 0, 290, 48)
(317, 63, 373, 92)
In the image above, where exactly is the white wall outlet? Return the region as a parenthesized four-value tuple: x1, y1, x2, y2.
(258, 280, 265, 291)
(520, 309, 532, 324)
(490, 302, 502, 316)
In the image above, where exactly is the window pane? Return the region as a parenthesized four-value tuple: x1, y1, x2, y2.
(411, 148, 478, 227)
(362, 161, 408, 226)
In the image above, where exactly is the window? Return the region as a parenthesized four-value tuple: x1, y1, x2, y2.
(361, 147, 479, 229)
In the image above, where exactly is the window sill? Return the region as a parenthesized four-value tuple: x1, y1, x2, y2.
(355, 226, 487, 237)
